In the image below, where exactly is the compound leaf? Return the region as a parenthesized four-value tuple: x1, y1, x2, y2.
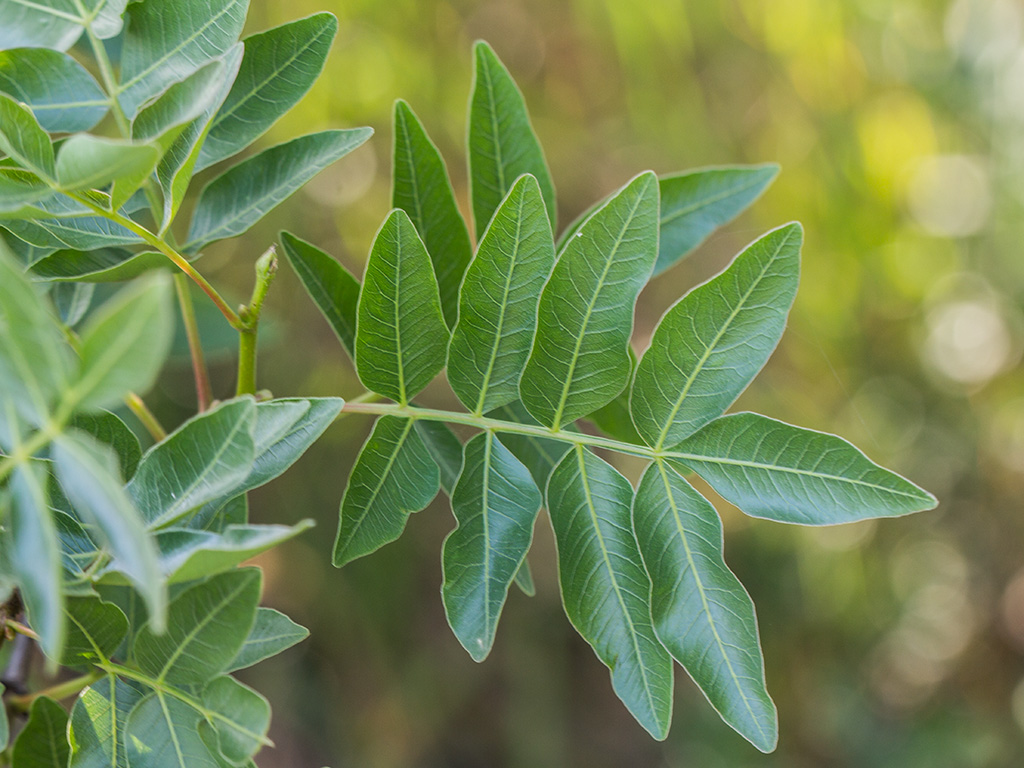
(631, 223, 801, 449)
(442, 432, 541, 661)
(355, 209, 449, 403)
(521, 171, 658, 428)
(447, 174, 555, 415)
(0, 48, 107, 133)
(280, 231, 360, 358)
(669, 413, 938, 524)
(133, 568, 261, 685)
(186, 128, 372, 251)
(546, 445, 673, 739)
(198, 13, 338, 170)
(468, 41, 556, 235)
(333, 416, 439, 567)
(392, 99, 473, 326)
(634, 461, 776, 751)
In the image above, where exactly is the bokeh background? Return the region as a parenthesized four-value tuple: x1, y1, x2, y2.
(143, 0, 1024, 765)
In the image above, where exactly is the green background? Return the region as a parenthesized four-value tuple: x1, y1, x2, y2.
(141, 0, 1024, 765)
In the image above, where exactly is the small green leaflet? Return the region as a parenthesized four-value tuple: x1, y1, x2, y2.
(333, 416, 440, 566)
(447, 174, 555, 415)
(634, 461, 776, 751)
(546, 445, 673, 739)
(520, 171, 659, 428)
(355, 209, 449, 404)
(61, 596, 129, 666)
(186, 128, 372, 251)
(199, 676, 270, 764)
(392, 99, 473, 326)
(12, 696, 69, 768)
(468, 41, 556, 235)
(0, 0, 127, 50)
(133, 568, 261, 685)
(280, 231, 360, 358)
(127, 398, 256, 529)
(227, 607, 309, 672)
(30, 247, 167, 284)
(53, 135, 160, 209)
(124, 694, 220, 768)
(69, 676, 145, 768)
(117, 0, 248, 117)
(68, 411, 142, 480)
(2, 215, 143, 251)
(631, 223, 801, 449)
(442, 431, 541, 661)
(669, 412, 938, 524)
(0, 93, 55, 180)
(198, 13, 339, 170)
(0, 48, 108, 133)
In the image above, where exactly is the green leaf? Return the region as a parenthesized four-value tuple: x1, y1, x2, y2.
(447, 174, 555, 415)
(0, 245, 73, 422)
(0, 48, 107, 133)
(154, 46, 243, 230)
(133, 568, 261, 685)
(442, 431, 541, 661)
(123, 693, 220, 768)
(131, 58, 228, 154)
(69, 676, 145, 768)
(200, 676, 270, 765)
(68, 410, 142, 480)
(51, 432, 166, 627)
(186, 128, 372, 252)
(0, 1, 127, 50)
(61, 596, 129, 666)
(0, 168, 53, 214)
(117, 0, 249, 117)
(520, 171, 659, 428)
(392, 99, 473, 326)
(51, 281, 94, 326)
(354, 209, 449, 403)
(127, 398, 256, 529)
(0, 683, 6, 751)
(226, 607, 309, 672)
(55, 135, 160, 207)
(333, 416, 440, 567)
(669, 413, 938, 524)
(414, 420, 463, 494)
(488, 400, 571, 490)
(11, 697, 69, 768)
(655, 164, 779, 274)
(468, 41, 556, 235)
(280, 231, 360, 358)
(30, 247, 167, 283)
(2, 215, 144, 250)
(513, 560, 535, 597)
(71, 272, 174, 412)
(8, 463, 65, 661)
(155, 521, 313, 583)
(198, 13, 339, 170)
(634, 461, 777, 751)
(546, 446, 673, 739)
(631, 223, 802, 449)
(0, 93, 55, 180)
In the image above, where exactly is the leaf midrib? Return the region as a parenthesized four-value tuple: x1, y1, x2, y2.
(653, 229, 792, 450)
(659, 172, 769, 227)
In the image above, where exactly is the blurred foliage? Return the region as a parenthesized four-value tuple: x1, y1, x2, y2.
(135, 0, 1024, 765)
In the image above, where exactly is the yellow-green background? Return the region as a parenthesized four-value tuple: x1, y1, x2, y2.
(150, 0, 1024, 765)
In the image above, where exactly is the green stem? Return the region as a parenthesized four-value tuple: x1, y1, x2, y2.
(125, 392, 167, 442)
(80, 16, 130, 136)
(235, 247, 278, 397)
(3, 619, 38, 641)
(175, 274, 214, 411)
(339, 401, 658, 459)
(66, 193, 243, 329)
(7, 669, 103, 711)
